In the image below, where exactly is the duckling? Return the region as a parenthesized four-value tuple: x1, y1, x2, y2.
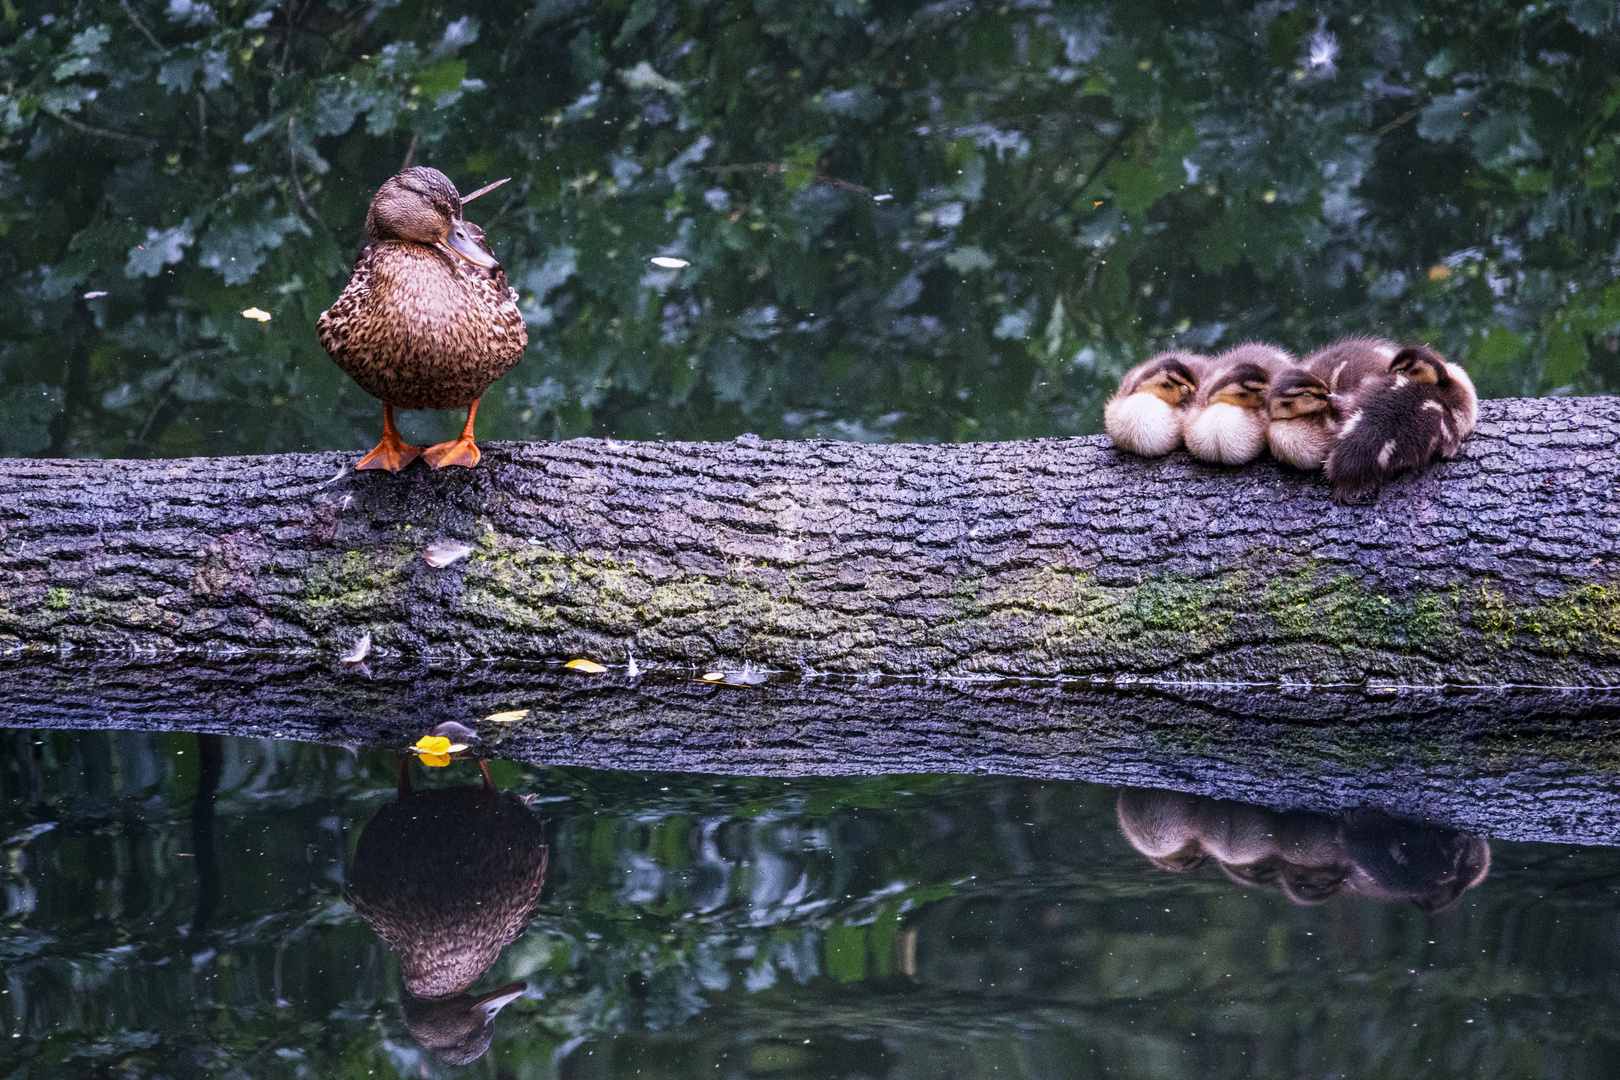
(1183, 343, 1294, 464)
(1324, 344, 1478, 503)
(1302, 335, 1401, 396)
(1264, 367, 1338, 470)
(1103, 351, 1207, 457)
(318, 167, 527, 471)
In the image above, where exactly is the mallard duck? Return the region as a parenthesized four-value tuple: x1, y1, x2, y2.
(1325, 344, 1478, 503)
(1183, 343, 1295, 465)
(318, 167, 528, 471)
(1103, 350, 1209, 457)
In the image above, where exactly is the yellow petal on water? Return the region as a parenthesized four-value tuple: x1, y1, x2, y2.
(484, 709, 531, 723)
(702, 672, 724, 682)
(242, 307, 273, 322)
(565, 658, 607, 674)
(418, 752, 451, 768)
(413, 735, 452, 755)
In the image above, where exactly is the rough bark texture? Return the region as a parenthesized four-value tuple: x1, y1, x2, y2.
(1, 397, 1616, 685)
(5, 658, 1618, 846)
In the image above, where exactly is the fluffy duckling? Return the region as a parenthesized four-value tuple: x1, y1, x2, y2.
(1103, 351, 1207, 457)
(1266, 336, 1406, 470)
(1264, 367, 1338, 470)
(1183, 343, 1294, 465)
(1325, 344, 1478, 503)
(1302, 336, 1401, 396)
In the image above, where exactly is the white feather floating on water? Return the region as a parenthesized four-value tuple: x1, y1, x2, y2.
(422, 539, 474, 568)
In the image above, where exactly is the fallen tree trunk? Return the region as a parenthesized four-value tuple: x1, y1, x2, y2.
(0, 397, 1617, 685)
(5, 658, 1619, 845)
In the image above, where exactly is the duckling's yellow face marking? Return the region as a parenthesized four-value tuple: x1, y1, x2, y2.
(1267, 385, 1330, 419)
(1214, 379, 1268, 409)
(1145, 370, 1197, 406)
(1389, 345, 1447, 384)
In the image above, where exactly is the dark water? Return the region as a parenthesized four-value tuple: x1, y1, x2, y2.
(5, 729, 1620, 1078)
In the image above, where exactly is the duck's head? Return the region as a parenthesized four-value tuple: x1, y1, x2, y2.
(1388, 344, 1450, 385)
(1204, 362, 1271, 410)
(366, 166, 499, 270)
(1266, 368, 1334, 420)
(1122, 351, 1203, 407)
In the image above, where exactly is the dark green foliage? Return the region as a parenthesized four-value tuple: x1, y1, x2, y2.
(3, 0, 1619, 457)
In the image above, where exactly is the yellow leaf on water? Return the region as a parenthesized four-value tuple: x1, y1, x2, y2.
(565, 659, 607, 674)
(484, 709, 531, 723)
(413, 735, 451, 755)
(242, 307, 272, 322)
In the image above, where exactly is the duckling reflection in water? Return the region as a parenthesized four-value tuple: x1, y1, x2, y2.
(344, 732, 547, 1064)
(1116, 788, 1489, 912)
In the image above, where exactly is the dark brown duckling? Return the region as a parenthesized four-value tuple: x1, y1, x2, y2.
(318, 167, 527, 471)
(1103, 350, 1209, 457)
(1266, 337, 1399, 470)
(1325, 344, 1478, 503)
(1183, 343, 1294, 464)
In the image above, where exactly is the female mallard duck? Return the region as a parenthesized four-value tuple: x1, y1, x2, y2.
(318, 167, 527, 471)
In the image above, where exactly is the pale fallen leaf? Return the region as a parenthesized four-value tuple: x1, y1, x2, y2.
(483, 709, 531, 723)
(649, 256, 689, 269)
(83, 290, 108, 299)
(565, 658, 607, 674)
(242, 307, 273, 322)
(340, 631, 371, 664)
(422, 539, 473, 567)
(702, 672, 724, 682)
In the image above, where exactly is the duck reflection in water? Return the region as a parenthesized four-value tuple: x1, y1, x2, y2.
(344, 724, 547, 1064)
(1117, 787, 1490, 912)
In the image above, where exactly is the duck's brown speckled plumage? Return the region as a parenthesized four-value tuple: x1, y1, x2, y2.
(317, 167, 527, 412)
(343, 785, 547, 1000)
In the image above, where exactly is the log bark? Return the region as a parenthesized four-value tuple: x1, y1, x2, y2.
(5, 657, 1618, 846)
(0, 397, 1617, 685)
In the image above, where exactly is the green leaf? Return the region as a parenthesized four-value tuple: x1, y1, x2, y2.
(416, 58, 467, 99)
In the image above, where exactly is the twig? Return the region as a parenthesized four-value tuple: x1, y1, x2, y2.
(48, 112, 155, 145)
(118, 0, 169, 55)
(288, 117, 326, 226)
(401, 132, 418, 170)
(1375, 108, 1420, 137)
(1072, 123, 1130, 202)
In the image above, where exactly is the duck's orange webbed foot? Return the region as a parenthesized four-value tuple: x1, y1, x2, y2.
(356, 404, 421, 472)
(422, 436, 481, 469)
(356, 405, 422, 472)
(422, 399, 483, 469)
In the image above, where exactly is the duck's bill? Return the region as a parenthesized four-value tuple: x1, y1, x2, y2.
(475, 982, 528, 1017)
(459, 177, 511, 205)
(439, 223, 500, 269)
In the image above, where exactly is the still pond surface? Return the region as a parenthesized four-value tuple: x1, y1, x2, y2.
(4, 728, 1618, 1079)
